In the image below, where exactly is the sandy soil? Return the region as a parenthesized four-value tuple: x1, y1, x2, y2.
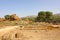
(20, 29, 60, 40)
(0, 26, 60, 40)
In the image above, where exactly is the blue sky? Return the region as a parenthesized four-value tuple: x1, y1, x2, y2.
(0, 0, 60, 17)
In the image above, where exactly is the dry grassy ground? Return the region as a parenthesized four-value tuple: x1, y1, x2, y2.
(0, 25, 60, 40)
(0, 21, 60, 40)
(20, 29, 60, 40)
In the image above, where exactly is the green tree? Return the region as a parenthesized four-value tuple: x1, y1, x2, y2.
(36, 11, 46, 22)
(36, 11, 53, 22)
(4, 15, 11, 20)
(45, 11, 53, 22)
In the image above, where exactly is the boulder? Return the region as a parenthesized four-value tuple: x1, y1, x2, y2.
(10, 14, 20, 21)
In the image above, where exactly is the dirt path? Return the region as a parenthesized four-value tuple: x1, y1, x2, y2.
(0, 26, 20, 36)
(20, 29, 60, 40)
(0, 25, 60, 40)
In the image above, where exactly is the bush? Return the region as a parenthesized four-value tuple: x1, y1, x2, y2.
(53, 14, 60, 24)
(4, 15, 11, 20)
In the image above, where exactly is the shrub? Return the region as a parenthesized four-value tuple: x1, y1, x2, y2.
(4, 15, 11, 20)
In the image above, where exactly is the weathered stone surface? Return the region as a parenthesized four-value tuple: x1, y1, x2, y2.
(10, 14, 20, 21)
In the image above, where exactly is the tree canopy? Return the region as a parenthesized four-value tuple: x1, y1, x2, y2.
(36, 11, 53, 23)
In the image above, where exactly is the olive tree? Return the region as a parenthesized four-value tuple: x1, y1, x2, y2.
(36, 11, 46, 22)
(36, 11, 53, 23)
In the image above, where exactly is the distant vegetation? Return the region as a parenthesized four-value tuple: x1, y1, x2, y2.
(0, 11, 60, 25)
(21, 11, 60, 24)
(4, 14, 20, 21)
(35, 11, 53, 23)
(4, 15, 11, 20)
(35, 11, 60, 24)
(53, 14, 60, 24)
(21, 16, 36, 22)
